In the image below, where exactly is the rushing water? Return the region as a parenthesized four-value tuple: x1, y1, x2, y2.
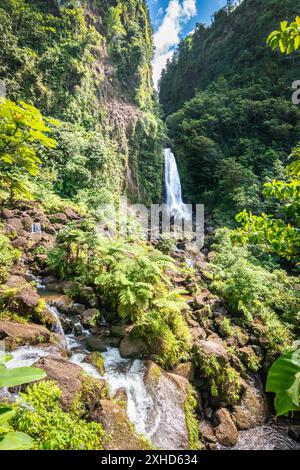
(164, 148, 187, 218)
(31, 222, 42, 234)
(220, 425, 300, 451)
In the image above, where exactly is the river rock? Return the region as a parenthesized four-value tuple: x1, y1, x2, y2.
(173, 362, 195, 381)
(288, 426, 300, 442)
(193, 289, 210, 309)
(51, 295, 73, 313)
(86, 336, 108, 352)
(90, 399, 151, 450)
(119, 336, 149, 358)
(49, 213, 68, 224)
(7, 217, 23, 233)
(81, 308, 99, 327)
(232, 380, 267, 430)
(36, 355, 106, 411)
(196, 336, 229, 365)
(110, 324, 133, 339)
(214, 408, 238, 447)
(74, 323, 83, 336)
(1, 208, 14, 219)
(0, 320, 51, 350)
(199, 421, 217, 444)
(11, 236, 28, 248)
(64, 207, 80, 220)
(143, 361, 190, 450)
(14, 287, 40, 312)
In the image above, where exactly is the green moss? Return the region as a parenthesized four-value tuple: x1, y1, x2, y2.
(12, 381, 108, 450)
(88, 352, 105, 376)
(184, 385, 199, 450)
(195, 347, 242, 405)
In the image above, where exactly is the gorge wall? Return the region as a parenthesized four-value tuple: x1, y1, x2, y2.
(0, 0, 164, 208)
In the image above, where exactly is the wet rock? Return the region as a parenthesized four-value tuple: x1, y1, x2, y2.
(11, 236, 28, 248)
(110, 324, 133, 339)
(199, 421, 217, 444)
(1, 208, 14, 219)
(143, 361, 190, 450)
(50, 295, 73, 313)
(106, 336, 121, 348)
(119, 336, 149, 359)
(41, 275, 57, 286)
(205, 407, 213, 419)
(232, 380, 267, 430)
(193, 289, 210, 309)
(288, 426, 300, 442)
(64, 207, 80, 220)
(173, 362, 195, 381)
(36, 355, 106, 411)
(7, 217, 23, 233)
(21, 215, 34, 231)
(81, 308, 99, 327)
(113, 388, 127, 409)
(197, 336, 229, 365)
(85, 352, 105, 375)
(90, 399, 151, 450)
(71, 303, 86, 315)
(15, 287, 40, 312)
(190, 325, 207, 344)
(44, 225, 57, 235)
(86, 335, 108, 353)
(214, 408, 238, 447)
(49, 213, 68, 224)
(74, 323, 83, 336)
(0, 320, 51, 350)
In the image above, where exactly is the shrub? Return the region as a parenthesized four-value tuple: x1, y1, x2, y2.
(12, 381, 108, 450)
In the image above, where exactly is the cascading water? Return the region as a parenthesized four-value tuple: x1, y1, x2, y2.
(31, 222, 42, 234)
(164, 148, 187, 218)
(46, 304, 68, 348)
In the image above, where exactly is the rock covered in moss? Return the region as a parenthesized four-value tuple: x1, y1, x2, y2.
(90, 399, 152, 450)
(232, 379, 268, 430)
(0, 320, 51, 350)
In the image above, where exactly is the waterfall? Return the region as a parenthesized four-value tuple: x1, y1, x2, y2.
(164, 148, 186, 218)
(46, 304, 67, 348)
(31, 222, 42, 234)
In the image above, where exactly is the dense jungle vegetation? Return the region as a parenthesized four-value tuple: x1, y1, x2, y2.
(0, 0, 299, 452)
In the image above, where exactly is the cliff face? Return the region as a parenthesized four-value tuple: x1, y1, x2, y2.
(0, 0, 164, 206)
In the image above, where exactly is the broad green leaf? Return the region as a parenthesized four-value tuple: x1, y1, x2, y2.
(0, 431, 33, 450)
(0, 406, 15, 426)
(0, 366, 46, 388)
(286, 371, 300, 406)
(0, 354, 13, 365)
(274, 390, 300, 417)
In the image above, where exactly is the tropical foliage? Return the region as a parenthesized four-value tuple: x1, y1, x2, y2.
(0, 98, 58, 201)
(0, 352, 46, 450)
(266, 349, 300, 416)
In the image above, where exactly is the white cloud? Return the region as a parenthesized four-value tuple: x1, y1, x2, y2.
(152, 0, 197, 89)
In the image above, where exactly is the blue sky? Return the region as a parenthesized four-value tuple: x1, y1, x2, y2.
(147, 0, 227, 87)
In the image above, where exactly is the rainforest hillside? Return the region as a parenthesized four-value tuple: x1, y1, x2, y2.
(159, 0, 300, 223)
(0, 0, 164, 208)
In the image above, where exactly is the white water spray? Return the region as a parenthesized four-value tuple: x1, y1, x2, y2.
(164, 148, 187, 218)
